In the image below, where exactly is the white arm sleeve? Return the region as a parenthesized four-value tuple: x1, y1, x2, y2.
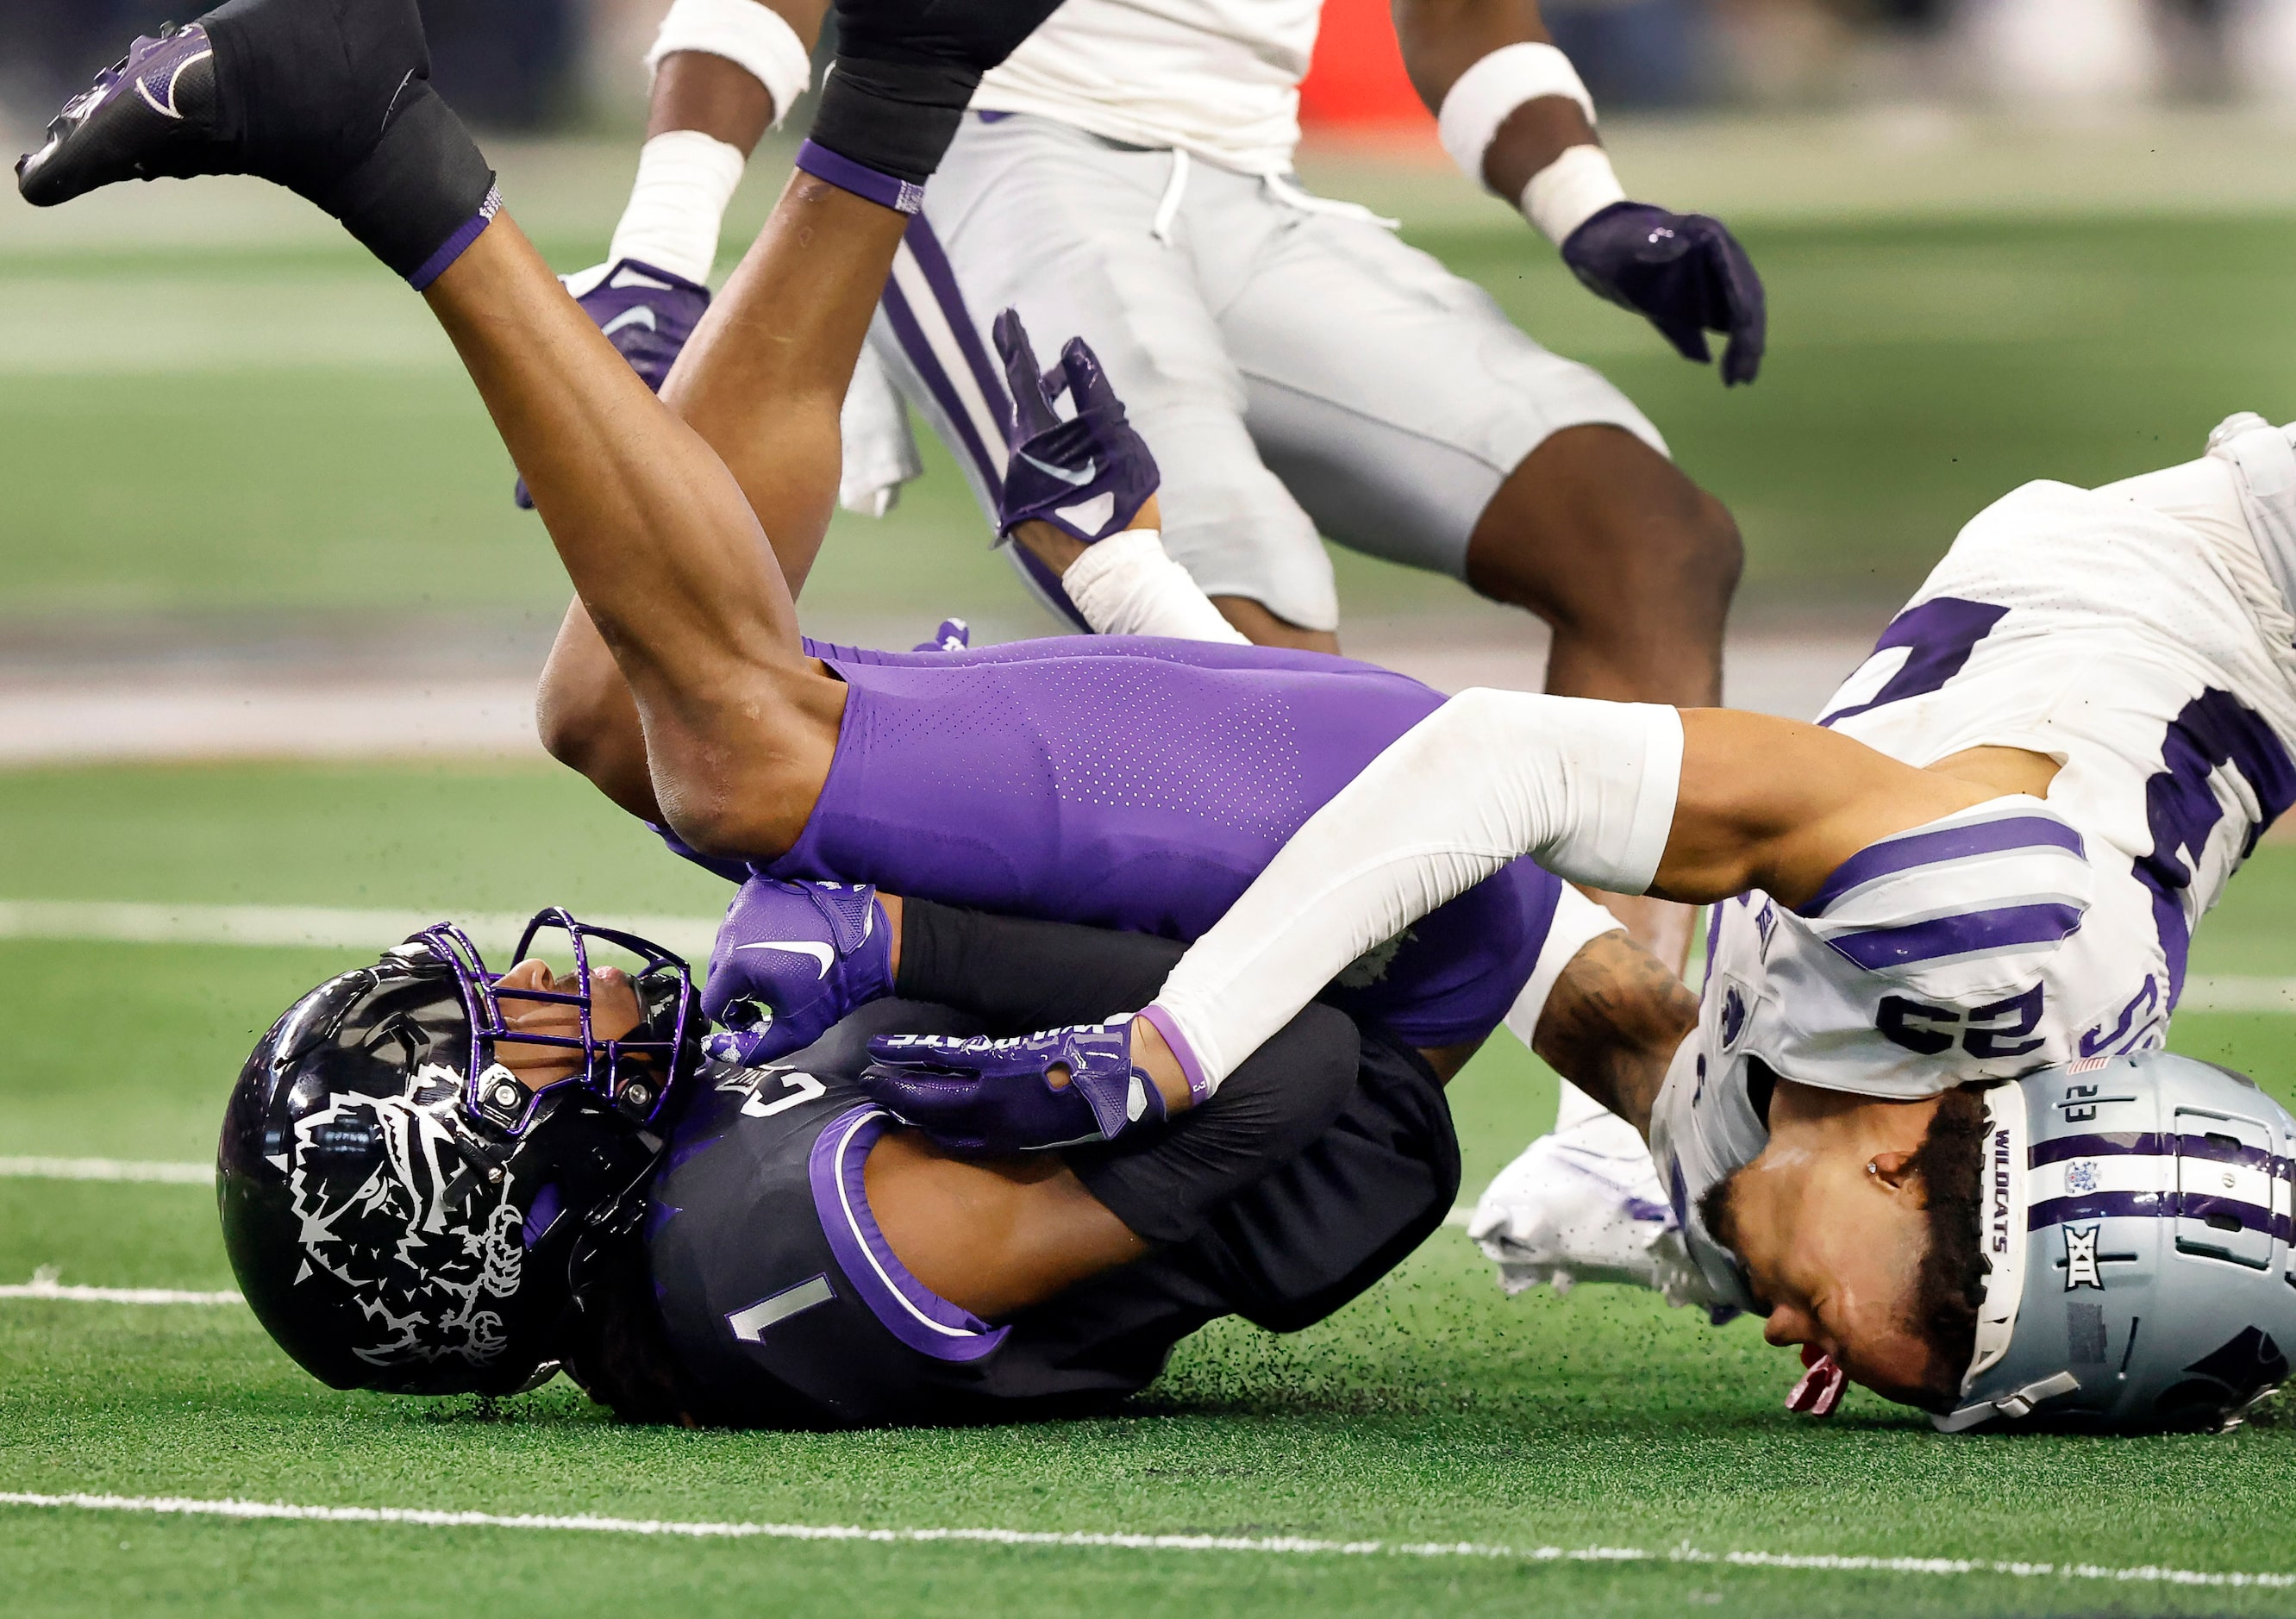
(1152, 690, 1684, 1090)
(1059, 530, 1250, 645)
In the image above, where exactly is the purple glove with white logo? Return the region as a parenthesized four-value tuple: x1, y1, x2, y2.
(516, 258, 712, 508)
(702, 878, 895, 1067)
(911, 616, 971, 653)
(860, 1017, 1167, 1153)
(993, 309, 1161, 543)
(1561, 203, 1765, 387)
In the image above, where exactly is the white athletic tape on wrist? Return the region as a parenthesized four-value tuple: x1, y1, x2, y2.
(607, 130, 748, 285)
(645, 0, 815, 128)
(1437, 42, 1596, 191)
(1150, 692, 1685, 1089)
(1523, 142, 1627, 246)
(1060, 530, 1250, 645)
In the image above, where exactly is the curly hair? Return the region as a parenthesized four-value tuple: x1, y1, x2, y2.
(1904, 1085, 1993, 1410)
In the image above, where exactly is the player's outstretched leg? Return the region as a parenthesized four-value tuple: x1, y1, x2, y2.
(17, 0, 495, 290)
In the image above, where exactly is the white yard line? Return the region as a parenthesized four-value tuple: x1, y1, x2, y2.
(0, 1157, 210, 1185)
(0, 1490, 2287, 1590)
(0, 900, 721, 961)
(0, 1282, 241, 1306)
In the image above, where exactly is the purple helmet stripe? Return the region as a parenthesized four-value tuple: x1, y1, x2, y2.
(2030, 1131, 2287, 1173)
(1825, 902, 2085, 972)
(807, 1105, 1010, 1362)
(2028, 1190, 2287, 1241)
(2028, 1131, 2165, 1166)
(1804, 814, 2085, 919)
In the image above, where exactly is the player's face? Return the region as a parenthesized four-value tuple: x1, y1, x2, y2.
(1706, 1099, 1953, 1410)
(489, 958, 645, 1088)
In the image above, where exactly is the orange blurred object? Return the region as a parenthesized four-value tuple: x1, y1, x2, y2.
(1297, 0, 1433, 128)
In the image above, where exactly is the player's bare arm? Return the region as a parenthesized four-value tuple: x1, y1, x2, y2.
(487, 945, 1149, 1321)
(1525, 929, 1699, 1137)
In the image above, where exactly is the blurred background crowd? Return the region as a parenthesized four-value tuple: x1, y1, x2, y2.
(12, 0, 2296, 135)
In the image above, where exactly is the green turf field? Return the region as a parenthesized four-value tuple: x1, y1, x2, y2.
(10, 210, 2296, 631)
(9, 177, 2296, 1611)
(0, 761, 2293, 1616)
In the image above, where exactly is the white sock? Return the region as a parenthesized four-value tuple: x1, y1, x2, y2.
(606, 130, 748, 286)
(1060, 530, 1250, 644)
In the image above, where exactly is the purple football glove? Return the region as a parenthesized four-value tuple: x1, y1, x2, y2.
(702, 878, 895, 1067)
(861, 1017, 1167, 1153)
(911, 616, 971, 653)
(993, 308, 1161, 543)
(1561, 203, 1765, 387)
(516, 258, 711, 508)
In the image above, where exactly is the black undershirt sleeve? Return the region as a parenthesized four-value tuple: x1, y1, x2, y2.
(896, 897, 1184, 1032)
(894, 898, 1363, 1245)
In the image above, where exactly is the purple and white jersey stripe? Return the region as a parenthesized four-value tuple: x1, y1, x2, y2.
(1799, 799, 2091, 978)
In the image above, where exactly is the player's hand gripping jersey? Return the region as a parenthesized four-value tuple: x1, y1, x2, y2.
(1656, 415, 2296, 1308)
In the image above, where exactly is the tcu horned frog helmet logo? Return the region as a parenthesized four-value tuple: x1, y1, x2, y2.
(221, 910, 699, 1396)
(289, 1064, 526, 1371)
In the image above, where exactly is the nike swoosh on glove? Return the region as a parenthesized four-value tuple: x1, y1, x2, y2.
(1561, 202, 1766, 386)
(860, 1017, 1166, 1153)
(516, 258, 710, 508)
(701, 877, 894, 1067)
(1467, 1122, 1713, 1313)
(993, 308, 1161, 543)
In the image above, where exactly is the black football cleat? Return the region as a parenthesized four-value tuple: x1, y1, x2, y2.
(14, 0, 496, 287)
(16, 24, 223, 205)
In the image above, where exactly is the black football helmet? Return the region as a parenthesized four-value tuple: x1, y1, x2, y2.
(216, 909, 701, 1396)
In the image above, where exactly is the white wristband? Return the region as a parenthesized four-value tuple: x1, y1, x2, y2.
(645, 0, 815, 129)
(1061, 529, 1251, 645)
(1523, 142, 1627, 246)
(1437, 42, 1596, 192)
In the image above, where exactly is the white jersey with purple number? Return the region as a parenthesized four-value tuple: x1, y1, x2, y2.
(973, 0, 1322, 174)
(1655, 417, 2296, 1307)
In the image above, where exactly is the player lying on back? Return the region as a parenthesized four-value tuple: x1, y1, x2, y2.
(871, 416, 2296, 1435)
(211, 895, 1537, 1425)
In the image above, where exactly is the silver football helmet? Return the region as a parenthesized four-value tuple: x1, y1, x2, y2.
(1937, 1051, 2295, 1434)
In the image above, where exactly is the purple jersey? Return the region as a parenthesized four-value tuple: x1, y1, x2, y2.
(754, 634, 1561, 1049)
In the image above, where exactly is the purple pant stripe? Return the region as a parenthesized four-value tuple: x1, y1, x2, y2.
(881, 276, 1005, 499)
(902, 216, 1014, 438)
